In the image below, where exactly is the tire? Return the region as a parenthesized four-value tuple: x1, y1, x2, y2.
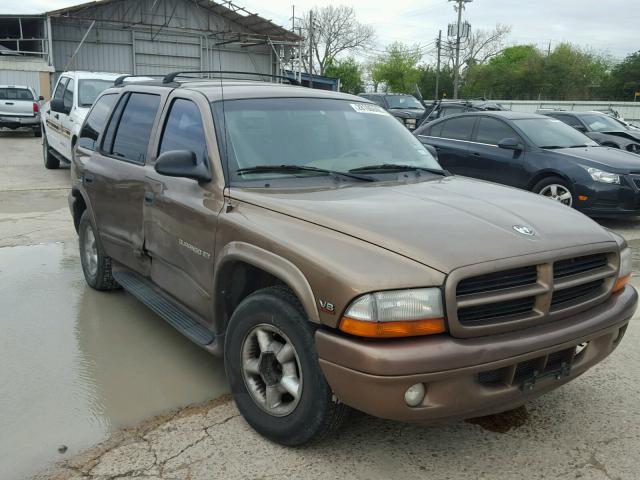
(78, 210, 117, 291)
(532, 176, 574, 207)
(225, 286, 349, 446)
(43, 135, 59, 169)
(34, 127, 42, 138)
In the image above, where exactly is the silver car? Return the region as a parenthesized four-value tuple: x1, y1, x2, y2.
(0, 85, 43, 136)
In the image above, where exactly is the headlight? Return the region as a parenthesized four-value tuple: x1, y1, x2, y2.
(587, 167, 620, 184)
(339, 288, 445, 338)
(614, 247, 632, 293)
(627, 143, 640, 154)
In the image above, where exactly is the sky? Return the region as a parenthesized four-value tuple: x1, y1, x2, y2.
(7, 0, 640, 62)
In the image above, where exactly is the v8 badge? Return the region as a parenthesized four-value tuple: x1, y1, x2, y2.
(318, 300, 335, 314)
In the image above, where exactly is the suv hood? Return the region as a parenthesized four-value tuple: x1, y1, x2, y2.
(388, 108, 424, 119)
(553, 146, 640, 171)
(232, 176, 614, 273)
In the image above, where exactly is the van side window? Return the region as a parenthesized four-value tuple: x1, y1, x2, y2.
(78, 94, 118, 151)
(158, 99, 208, 165)
(53, 77, 69, 102)
(105, 93, 160, 164)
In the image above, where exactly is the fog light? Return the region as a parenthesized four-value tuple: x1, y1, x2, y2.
(404, 383, 426, 407)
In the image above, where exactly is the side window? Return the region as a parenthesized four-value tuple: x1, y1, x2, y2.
(440, 116, 476, 141)
(78, 94, 118, 151)
(441, 106, 464, 118)
(368, 96, 386, 107)
(555, 114, 583, 129)
(158, 99, 208, 164)
(475, 117, 519, 145)
(106, 93, 160, 164)
(53, 77, 68, 102)
(63, 78, 74, 111)
(430, 121, 444, 137)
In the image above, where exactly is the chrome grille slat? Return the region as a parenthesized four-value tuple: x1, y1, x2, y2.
(448, 248, 618, 336)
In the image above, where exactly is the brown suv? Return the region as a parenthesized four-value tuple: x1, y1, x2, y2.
(69, 72, 637, 446)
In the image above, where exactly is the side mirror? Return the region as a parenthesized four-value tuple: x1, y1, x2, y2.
(498, 137, 523, 151)
(423, 144, 438, 159)
(50, 98, 68, 114)
(155, 150, 211, 182)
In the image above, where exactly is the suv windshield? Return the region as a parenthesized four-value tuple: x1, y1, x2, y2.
(384, 95, 423, 109)
(513, 118, 599, 149)
(0, 88, 34, 100)
(215, 98, 441, 185)
(580, 113, 627, 132)
(78, 79, 116, 107)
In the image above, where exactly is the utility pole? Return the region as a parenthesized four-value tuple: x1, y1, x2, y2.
(435, 29, 442, 100)
(449, 0, 472, 99)
(308, 9, 314, 88)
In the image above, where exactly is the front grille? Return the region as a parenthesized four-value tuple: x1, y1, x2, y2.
(457, 266, 537, 296)
(551, 279, 605, 307)
(449, 249, 617, 336)
(458, 297, 536, 325)
(632, 177, 640, 189)
(554, 254, 608, 278)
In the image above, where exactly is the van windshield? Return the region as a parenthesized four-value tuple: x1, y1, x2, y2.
(214, 98, 441, 185)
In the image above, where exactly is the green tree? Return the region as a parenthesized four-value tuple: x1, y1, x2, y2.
(370, 42, 421, 93)
(324, 57, 364, 94)
(543, 43, 609, 100)
(600, 51, 640, 100)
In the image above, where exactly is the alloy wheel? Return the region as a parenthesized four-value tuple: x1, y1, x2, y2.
(82, 223, 99, 278)
(539, 184, 573, 206)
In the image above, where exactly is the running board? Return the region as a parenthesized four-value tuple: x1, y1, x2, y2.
(113, 271, 215, 346)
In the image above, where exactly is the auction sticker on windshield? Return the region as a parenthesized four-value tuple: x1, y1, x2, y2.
(351, 103, 387, 115)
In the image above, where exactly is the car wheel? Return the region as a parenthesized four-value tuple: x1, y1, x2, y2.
(78, 210, 117, 291)
(533, 177, 574, 207)
(225, 286, 349, 446)
(43, 135, 59, 169)
(34, 127, 42, 138)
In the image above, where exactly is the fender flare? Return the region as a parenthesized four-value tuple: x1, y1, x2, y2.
(213, 242, 320, 332)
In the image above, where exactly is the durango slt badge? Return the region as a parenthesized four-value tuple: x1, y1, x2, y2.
(513, 225, 536, 236)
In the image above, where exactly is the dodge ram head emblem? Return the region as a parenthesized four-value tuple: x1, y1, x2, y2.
(513, 225, 536, 236)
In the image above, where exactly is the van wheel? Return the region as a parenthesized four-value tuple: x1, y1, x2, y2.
(79, 210, 117, 291)
(43, 136, 59, 169)
(532, 177, 574, 207)
(225, 286, 349, 446)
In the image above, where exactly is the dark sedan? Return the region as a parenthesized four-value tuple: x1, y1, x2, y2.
(539, 110, 640, 154)
(414, 111, 640, 218)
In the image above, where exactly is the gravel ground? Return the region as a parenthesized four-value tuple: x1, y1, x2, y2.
(2, 131, 639, 480)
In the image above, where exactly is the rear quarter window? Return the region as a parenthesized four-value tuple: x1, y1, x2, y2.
(78, 94, 118, 151)
(440, 116, 476, 141)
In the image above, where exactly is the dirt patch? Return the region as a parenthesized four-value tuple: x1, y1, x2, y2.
(465, 406, 529, 433)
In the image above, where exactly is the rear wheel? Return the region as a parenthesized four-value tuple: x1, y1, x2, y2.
(225, 286, 348, 446)
(43, 135, 59, 169)
(79, 210, 117, 291)
(532, 177, 574, 207)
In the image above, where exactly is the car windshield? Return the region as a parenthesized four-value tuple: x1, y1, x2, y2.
(78, 79, 115, 107)
(214, 98, 441, 185)
(513, 118, 599, 149)
(0, 88, 34, 100)
(580, 113, 627, 132)
(384, 95, 424, 109)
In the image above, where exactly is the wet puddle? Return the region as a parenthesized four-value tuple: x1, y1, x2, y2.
(0, 242, 229, 479)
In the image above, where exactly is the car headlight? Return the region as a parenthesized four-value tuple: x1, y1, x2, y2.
(587, 167, 620, 184)
(339, 288, 445, 338)
(614, 247, 633, 293)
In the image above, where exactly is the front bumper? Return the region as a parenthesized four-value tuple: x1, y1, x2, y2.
(0, 114, 40, 129)
(316, 285, 637, 422)
(577, 176, 640, 217)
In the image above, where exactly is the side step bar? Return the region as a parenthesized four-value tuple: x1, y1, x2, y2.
(113, 270, 215, 346)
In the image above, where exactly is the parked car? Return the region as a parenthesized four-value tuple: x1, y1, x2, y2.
(71, 73, 635, 446)
(415, 111, 640, 217)
(358, 92, 424, 130)
(42, 71, 125, 169)
(421, 98, 507, 125)
(538, 110, 640, 154)
(0, 85, 43, 136)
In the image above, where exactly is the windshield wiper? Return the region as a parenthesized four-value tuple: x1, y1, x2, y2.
(236, 164, 375, 182)
(349, 163, 449, 176)
(539, 145, 565, 149)
(569, 144, 589, 148)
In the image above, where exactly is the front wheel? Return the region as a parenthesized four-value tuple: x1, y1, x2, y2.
(225, 286, 348, 446)
(78, 210, 117, 291)
(532, 177, 574, 207)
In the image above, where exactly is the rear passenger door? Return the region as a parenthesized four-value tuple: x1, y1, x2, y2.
(468, 116, 528, 187)
(144, 92, 223, 319)
(84, 90, 163, 273)
(419, 116, 476, 175)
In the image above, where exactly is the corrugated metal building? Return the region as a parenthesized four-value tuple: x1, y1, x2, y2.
(0, 0, 301, 98)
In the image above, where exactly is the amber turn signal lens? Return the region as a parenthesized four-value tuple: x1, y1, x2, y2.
(578, 195, 588, 201)
(339, 317, 445, 338)
(613, 274, 631, 293)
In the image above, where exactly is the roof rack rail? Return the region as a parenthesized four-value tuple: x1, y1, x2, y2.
(113, 74, 163, 86)
(162, 70, 300, 86)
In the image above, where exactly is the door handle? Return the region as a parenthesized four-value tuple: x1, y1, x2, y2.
(83, 174, 95, 185)
(54, 113, 59, 119)
(471, 152, 481, 156)
(144, 192, 155, 204)
(5, 102, 14, 105)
